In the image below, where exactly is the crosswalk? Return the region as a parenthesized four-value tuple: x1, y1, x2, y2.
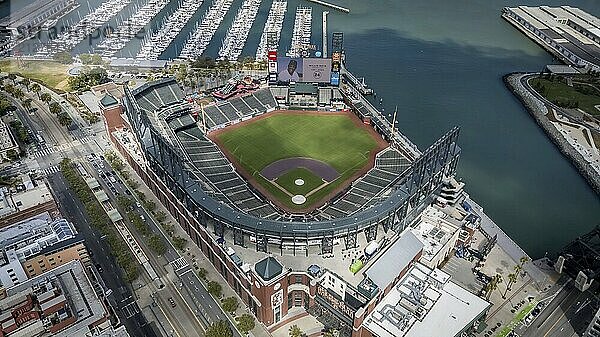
(171, 256, 189, 272)
(29, 136, 95, 159)
(121, 301, 140, 319)
(41, 165, 60, 176)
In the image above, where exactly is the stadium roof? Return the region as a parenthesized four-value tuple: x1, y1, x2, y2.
(100, 94, 119, 108)
(255, 256, 283, 282)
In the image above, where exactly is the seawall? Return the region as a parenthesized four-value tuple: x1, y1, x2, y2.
(503, 72, 600, 194)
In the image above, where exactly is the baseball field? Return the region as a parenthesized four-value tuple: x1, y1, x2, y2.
(211, 111, 387, 211)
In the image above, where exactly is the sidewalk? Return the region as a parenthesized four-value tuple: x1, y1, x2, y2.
(119, 158, 272, 337)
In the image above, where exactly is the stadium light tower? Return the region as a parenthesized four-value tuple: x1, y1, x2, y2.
(322, 11, 329, 58)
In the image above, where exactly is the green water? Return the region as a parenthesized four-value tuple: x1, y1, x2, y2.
(326, 0, 600, 258)
(5, 0, 599, 257)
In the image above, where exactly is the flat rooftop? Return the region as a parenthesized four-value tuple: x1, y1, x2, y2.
(505, 6, 600, 67)
(0, 0, 73, 29)
(362, 263, 491, 337)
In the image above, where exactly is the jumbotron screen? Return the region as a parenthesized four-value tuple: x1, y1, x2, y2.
(277, 57, 332, 83)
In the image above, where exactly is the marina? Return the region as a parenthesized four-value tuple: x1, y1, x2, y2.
(287, 6, 312, 57)
(95, 0, 170, 58)
(135, 0, 204, 60)
(35, 0, 133, 58)
(218, 0, 263, 61)
(305, 0, 349, 13)
(179, 0, 234, 60)
(255, 0, 287, 61)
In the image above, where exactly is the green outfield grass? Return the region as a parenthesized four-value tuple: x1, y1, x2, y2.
(215, 112, 381, 209)
(275, 167, 324, 195)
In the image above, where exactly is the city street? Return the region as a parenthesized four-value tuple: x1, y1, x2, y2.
(85, 155, 241, 336)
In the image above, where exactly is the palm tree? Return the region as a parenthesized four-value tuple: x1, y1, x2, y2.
(19, 78, 30, 91)
(503, 273, 518, 299)
(3, 83, 15, 95)
(22, 98, 32, 111)
(518, 256, 529, 279)
(40, 92, 52, 106)
(485, 274, 503, 300)
(12, 88, 24, 100)
(30, 83, 41, 98)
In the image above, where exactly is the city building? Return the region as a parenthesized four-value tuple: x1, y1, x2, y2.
(0, 212, 88, 287)
(0, 260, 113, 337)
(362, 263, 491, 337)
(0, 177, 58, 229)
(584, 307, 600, 337)
(409, 206, 463, 269)
(502, 6, 600, 71)
(0, 120, 18, 161)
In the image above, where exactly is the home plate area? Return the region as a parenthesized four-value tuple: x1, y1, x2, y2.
(265, 161, 339, 206)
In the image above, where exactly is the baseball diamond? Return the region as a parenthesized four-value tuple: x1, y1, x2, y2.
(210, 110, 388, 211)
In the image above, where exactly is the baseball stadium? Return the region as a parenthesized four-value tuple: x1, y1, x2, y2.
(109, 34, 477, 336)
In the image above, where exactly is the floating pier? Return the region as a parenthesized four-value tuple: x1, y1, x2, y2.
(305, 0, 349, 14)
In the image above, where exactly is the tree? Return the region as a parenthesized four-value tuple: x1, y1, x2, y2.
(197, 267, 207, 280)
(5, 149, 19, 161)
(207, 281, 222, 298)
(205, 320, 233, 337)
(155, 211, 167, 223)
(19, 78, 30, 90)
(221, 297, 238, 313)
(173, 235, 187, 251)
(49, 101, 62, 115)
(12, 88, 24, 100)
(148, 234, 166, 255)
(40, 92, 52, 105)
(289, 325, 303, 337)
(58, 112, 72, 126)
(503, 273, 518, 299)
(236, 314, 255, 334)
(53, 51, 73, 64)
(7, 73, 16, 84)
(484, 274, 503, 300)
(30, 83, 41, 98)
(22, 98, 32, 111)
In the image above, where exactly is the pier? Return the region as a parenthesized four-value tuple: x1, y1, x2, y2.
(502, 6, 600, 71)
(305, 0, 349, 13)
(343, 68, 374, 95)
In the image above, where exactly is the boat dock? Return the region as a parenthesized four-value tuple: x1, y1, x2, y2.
(218, 0, 263, 61)
(179, 0, 234, 59)
(136, 0, 204, 60)
(96, 0, 170, 58)
(287, 6, 312, 58)
(35, 0, 132, 58)
(255, 0, 287, 61)
(305, 0, 349, 13)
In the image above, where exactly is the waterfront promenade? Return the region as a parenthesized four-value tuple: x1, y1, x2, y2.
(466, 197, 548, 288)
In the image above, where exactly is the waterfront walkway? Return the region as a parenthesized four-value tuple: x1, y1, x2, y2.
(466, 197, 548, 288)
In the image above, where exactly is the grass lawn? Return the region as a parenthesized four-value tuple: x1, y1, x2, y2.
(274, 167, 324, 195)
(495, 301, 537, 337)
(0, 59, 70, 90)
(530, 77, 600, 116)
(215, 112, 380, 210)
